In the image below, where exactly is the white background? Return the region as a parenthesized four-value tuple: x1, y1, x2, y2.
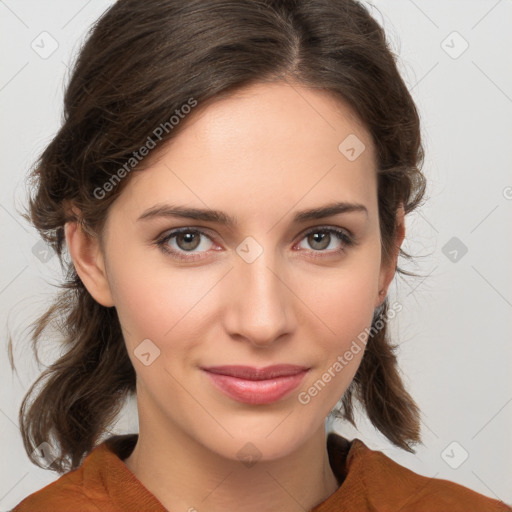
(1, 0, 511, 509)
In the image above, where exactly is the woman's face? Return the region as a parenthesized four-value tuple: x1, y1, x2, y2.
(90, 81, 398, 461)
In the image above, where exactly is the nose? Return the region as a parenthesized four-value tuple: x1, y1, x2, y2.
(223, 249, 295, 348)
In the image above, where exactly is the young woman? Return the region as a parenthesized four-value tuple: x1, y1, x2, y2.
(10, 0, 511, 510)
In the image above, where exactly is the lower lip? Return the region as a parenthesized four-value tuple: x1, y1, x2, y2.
(203, 370, 308, 405)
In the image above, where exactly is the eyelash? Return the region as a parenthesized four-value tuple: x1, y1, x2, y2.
(155, 226, 356, 261)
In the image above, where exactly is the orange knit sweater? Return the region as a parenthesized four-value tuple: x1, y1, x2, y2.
(13, 433, 511, 511)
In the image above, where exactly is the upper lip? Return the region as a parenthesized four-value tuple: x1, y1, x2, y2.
(201, 364, 309, 380)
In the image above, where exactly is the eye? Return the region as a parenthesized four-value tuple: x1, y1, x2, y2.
(155, 225, 355, 261)
(156, 228, 217, 261)
(295, 226, 354, 257)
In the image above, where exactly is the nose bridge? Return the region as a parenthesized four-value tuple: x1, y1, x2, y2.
(227, 238, 293, 346)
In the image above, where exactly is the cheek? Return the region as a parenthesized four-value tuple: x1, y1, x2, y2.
(301, 244, 381, 338)
(108, 253, 212, 345)
(293, 245, 382, 405)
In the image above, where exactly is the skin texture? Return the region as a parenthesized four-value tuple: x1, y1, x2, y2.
(65, 81, 405, 512)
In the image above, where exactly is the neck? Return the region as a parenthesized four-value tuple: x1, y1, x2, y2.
(124, 418, 340, 512)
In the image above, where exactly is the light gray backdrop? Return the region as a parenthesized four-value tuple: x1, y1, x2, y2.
(1, 0, 511, 509)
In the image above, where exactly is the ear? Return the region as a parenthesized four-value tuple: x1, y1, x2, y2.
(375, 203, 405, 308)
(64, 219, 115, 307)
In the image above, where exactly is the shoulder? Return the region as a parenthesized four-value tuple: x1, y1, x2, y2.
(328, 433, 512, 512)
(12, 435, 142, 512)
(11, 464, 101, 512)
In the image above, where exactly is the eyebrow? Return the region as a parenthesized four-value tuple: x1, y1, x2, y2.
(137, 201, 368, 226)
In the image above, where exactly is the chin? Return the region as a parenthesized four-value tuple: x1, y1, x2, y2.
(198, 414, 320, 463)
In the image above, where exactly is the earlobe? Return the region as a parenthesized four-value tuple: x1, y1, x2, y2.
(64, 220, 115, 307)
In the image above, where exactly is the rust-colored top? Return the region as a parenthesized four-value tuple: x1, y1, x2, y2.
(13, 433, 511, 511)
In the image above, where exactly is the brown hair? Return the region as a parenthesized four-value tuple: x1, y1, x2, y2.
(11, 0, 426, 473)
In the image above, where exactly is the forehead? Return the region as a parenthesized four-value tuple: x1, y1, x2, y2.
(178, 81, 374, 166)
(112, 81, 378, 225)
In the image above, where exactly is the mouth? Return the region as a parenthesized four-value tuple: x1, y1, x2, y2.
(201, 364, 310, 405)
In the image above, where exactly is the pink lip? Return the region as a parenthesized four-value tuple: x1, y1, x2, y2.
(201, 365, 309, 405)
